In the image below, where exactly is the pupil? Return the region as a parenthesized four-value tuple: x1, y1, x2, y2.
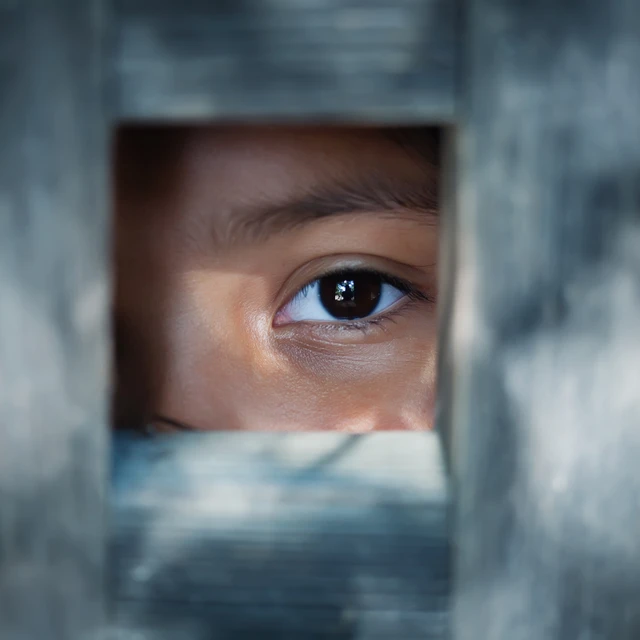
(319, 271, 382, 320)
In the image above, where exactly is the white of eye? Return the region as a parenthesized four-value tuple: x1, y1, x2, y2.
(281, 278, 406, 323)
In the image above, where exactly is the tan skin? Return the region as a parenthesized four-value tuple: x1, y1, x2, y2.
(114, 125, 439, 432)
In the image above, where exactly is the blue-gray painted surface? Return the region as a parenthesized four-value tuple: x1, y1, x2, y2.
(109, 432, 451, 639)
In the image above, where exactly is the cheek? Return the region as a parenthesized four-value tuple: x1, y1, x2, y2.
(159, 329, 437, 432)
(155, 274, 273, 422)
(154, 273, 437, 432)
(270, 338, 437, 431)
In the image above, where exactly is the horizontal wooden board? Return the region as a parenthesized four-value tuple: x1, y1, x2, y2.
(108, 431, 450, 639)
(111, 0, 456, 122)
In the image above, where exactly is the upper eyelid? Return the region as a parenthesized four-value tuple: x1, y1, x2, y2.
(271, 253, 434, 312)
(283, 269, 415, 312)
(296, 267, 416, 294)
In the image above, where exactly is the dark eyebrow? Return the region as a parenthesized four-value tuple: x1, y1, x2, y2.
(228, 171, 439, 244)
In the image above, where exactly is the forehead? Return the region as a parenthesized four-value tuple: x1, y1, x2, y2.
(117, 125, 435, 185)
(187, 124, 425, 172)
(176, 126, 433, 208)
(115, 126, 439, 244)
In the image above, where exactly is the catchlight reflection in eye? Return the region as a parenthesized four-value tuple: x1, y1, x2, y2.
(277, 270, 407, 323)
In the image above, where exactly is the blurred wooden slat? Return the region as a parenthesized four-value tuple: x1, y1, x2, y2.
(111, 0, 456, 121)
(447, 0, 640, 638)
(109, 432, 450, 639)
(0, 1, 110, 639)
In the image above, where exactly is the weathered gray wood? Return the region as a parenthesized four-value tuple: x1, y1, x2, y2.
(112, 0, 456, 121)
(447, 0, 640, 638)
(0, 1, 110, 639)
(109, 432, 450, 639)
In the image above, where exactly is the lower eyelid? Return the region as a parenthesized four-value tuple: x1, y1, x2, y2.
(276, 293, 421, 334)
(337, 295, 414, 328)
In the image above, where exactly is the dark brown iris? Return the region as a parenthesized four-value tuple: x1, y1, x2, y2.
(318, 271, 382, 320)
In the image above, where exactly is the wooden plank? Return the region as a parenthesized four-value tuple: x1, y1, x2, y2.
(111, 0, 456, 122)
(109, 432, 451, 639)
(447, 0, 640, 637)
(0, 1, 110, 639)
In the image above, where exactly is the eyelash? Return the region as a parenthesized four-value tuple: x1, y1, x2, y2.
(287, 268, 432, 332)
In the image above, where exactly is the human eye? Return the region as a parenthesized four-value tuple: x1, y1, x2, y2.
(274, 268, 427, 327)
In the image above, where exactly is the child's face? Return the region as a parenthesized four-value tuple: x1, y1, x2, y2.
(115, 126, 439, 431)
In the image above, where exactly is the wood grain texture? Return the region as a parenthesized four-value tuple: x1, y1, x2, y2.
(111, 0, 456, 122)
(446, 0, 640, 637)
(0, 1, 110, 639)
(109, 432, 450, 639)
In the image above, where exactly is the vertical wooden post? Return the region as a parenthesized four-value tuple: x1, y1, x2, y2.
(0, 1, 109, 639)
(447, 0, 640, 637)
